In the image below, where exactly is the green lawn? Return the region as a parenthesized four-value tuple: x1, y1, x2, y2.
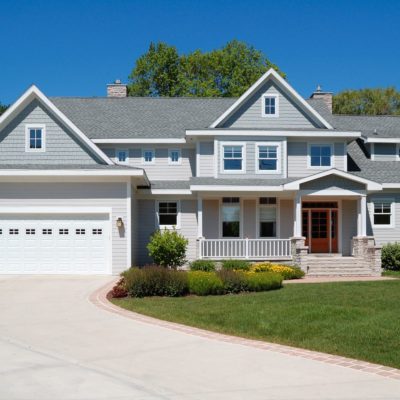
(112, 281, 400, 369)
(383, 270, 400, 279)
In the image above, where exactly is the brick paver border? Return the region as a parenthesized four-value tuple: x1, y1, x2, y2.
(89, 279, 400, 381)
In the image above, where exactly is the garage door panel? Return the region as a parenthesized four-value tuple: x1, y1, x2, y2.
(0, 214, 110, 274)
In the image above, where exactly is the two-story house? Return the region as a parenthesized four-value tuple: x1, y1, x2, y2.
(0, 69, 398, 275)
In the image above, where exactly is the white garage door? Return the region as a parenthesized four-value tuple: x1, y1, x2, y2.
(0, 214, 110, 274)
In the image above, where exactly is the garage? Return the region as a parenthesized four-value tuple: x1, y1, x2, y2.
(0, 214, 110, 274)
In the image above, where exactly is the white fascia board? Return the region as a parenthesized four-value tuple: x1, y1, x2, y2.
(93, 138, 187, 144)
(209, 68, 333, 129)
(186, 130, 361, 138)
(0, 85, 114, 165)
(363, 136, 400, 143)
(382, 183, 400, 188)
(150, 189, 192, 195)
(0, 206, 111, 214)
(190, 185, 284, 192)
(0, 169, 146, 177)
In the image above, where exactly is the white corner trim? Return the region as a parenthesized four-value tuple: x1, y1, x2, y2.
(209, 68, 333, 129)
(255, 141, 282, 174)
(92, 138, 187, 144)
(219, 141, 246, 174)
(25, 124, 46, 153)
(307, 143, 334, 169)
(261, 94, 279, 118)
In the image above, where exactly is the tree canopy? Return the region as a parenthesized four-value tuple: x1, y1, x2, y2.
(0, 102, 7, 116)
(333, 87, 400, 115)
(128, 40, 285, 97)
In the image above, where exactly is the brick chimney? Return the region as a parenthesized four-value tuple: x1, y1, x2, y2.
(310, 85, 333, 112)
(107, 79, 127, 97)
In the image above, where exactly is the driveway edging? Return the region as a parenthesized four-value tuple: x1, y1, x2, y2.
(90, 279, 400, 381)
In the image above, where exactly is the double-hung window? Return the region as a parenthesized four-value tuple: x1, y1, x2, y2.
(309, 144, 332, 168)
(158, 201, 179, 228)
(259, 197, 277, 237)
(116, 149, 129, 164)
(168, 149, 181, 165)
(26, 125, 45, 152)
(221, 197, 240, 237)
(257, 143, 280, 173)
(373, 200, 393, 227)
(142, 149, 155, 164)
(222, 144, 244, 172)
(262, 94, 279, 117)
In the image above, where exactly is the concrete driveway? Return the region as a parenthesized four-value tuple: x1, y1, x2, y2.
(0, 276, 399, 400)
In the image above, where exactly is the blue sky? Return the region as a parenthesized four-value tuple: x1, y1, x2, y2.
(1, 0, 399, 104)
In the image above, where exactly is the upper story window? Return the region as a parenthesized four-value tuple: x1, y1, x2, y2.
(116, 149, 129, 164)
(373, 200, 394, 227)
(222, 143, 245, 173)
(168, 149, 181, 165)
(309, 144, 333, 168)
(25, 125, 45, 152)
(262, 94, 279, 117)
(256, 143, 281, 174)
(142, 149, 155, 164)
(157, 201, 180, 228)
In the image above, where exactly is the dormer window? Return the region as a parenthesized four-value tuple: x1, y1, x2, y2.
(25, 125, 45, 152)
(262, 94, 279, 117)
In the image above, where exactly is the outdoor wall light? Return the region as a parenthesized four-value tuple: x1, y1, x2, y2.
(116, 217, 124, 228)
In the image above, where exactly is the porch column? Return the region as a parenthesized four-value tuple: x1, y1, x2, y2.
(293, 193, 302, 237)
(357, 195, 367, 236)
(197, 197, 203, 238)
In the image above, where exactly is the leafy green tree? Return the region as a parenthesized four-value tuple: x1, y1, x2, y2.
(333, 87, 400, 115)
(128, 40, 285, 97)
(0, 102, 8, 116)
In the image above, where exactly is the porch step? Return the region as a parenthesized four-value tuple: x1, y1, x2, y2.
(304, 256, 373, 277)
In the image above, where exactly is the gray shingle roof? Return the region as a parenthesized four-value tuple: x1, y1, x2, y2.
(51, 97, 236, 140)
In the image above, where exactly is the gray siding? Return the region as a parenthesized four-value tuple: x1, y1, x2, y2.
(203, 200, 219, 239)
(288, 140, 346, 177)
(243, 200, 256, 239)
(0, 100, 101, 165)
(300, 175, 365, 191)
(222, 81, 320, 129)
(180, 200, 198, 261)
(100, 145, 195, 181)
(279, 200, 294, 238)
(0, 182, 128, 274)
(373, 143, 397, 161)
(198, 142, 214, 177)
(341, 200, 357, 256)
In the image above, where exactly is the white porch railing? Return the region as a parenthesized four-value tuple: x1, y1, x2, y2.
(198, 238, 292, 260)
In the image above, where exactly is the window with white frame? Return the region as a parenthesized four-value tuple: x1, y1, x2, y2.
(158, 201, 179, 227)
(309, 144, 332, 167)
(142, 149, 155, 164)
(373, 200, 393, 226)
(222, 144, 244, 172)
(222, 197, 240, 237)
(262, 95, 278, 117)
(116, 149, 129, 164)
(168, 149, 181, 164)
(259, 197, 277, 237)
(26, 125, 45, 152)
(257, 143, 280, 173)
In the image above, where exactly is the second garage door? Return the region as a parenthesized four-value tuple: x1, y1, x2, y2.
(0, 214, 110, 274)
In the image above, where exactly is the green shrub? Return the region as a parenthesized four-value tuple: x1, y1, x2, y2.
(147, 229, 188, 268)
(190, 260, 216, 272)
(217, 269, 248, 293)
(245, 272, 283, 292)
(187, 271, 224, 296)
(221, 259, 250, 271)
(382, 243, 400, 271)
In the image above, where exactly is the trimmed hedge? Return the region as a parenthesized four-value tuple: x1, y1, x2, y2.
(187, 271, 224, 296)
(190, 260, 216, 272)
(221, 259, 251, 271)
(382, 243, 400, 271)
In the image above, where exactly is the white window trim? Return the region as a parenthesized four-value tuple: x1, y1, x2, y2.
(261, 94, 279, 118)
(372, 198, 395, 229)
(219, 198, 242, 238)
(256, 197, 280, 238)
(115, 148, 129, 164)
(168, 149, 182, 165)
(25, 124, 46, 153)
(142, 149, 155, 165)
(255, 142, 282, 174)
(156, 200, 181, 229)
(220, 142, 246, 174)
(307, 143, 334, 169)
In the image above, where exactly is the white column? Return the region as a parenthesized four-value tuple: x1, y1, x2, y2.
(197, 197, 203, 238)
(293, 193, 302, 237)
(357, 195, 367, 236)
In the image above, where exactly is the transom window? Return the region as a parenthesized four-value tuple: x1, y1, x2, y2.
(142, 149, 155, 164)
(373, 200, 393, 226)
(26, 125, 45, 152)
(116, 149, 129, 163)
(222, 197, 240, 237)
(158, 201, 179, 227)
(259, 198, 277, 238)
(309, 144, 332, 167)
(262, 95, 278, 117)
(169, 149, 181, 164)
(222, 144, 244, 172)
(257, 143, 280, 173)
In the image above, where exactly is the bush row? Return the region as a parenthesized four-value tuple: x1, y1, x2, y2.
(113, 266, 283, 298)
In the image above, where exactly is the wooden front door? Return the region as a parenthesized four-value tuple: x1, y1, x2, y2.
(302, 208, 338, 253)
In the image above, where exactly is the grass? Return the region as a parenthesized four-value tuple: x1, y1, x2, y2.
(112, 280, 400, 369)
(383, 270, 400, 279)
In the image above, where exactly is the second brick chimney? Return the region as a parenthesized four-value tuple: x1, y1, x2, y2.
(107, 79, 127, 97)
(310, 85, 333, 112)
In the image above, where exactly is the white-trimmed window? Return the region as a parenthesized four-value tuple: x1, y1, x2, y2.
(373, 200, 394, 227)
(221, 197, 240, 238)
(116, 149, 129, 164)
(308, 144, 333, 168)
(221, 143, 245, 173)
(259, 197, 277, 237)
(142, 149, 155, 164)
(25, 125, 45, 152)
(262, 94, 279, 117)
(256, 142, 281, 174)
(168, 149, 181, 165)
(157, 201, 180, 228)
